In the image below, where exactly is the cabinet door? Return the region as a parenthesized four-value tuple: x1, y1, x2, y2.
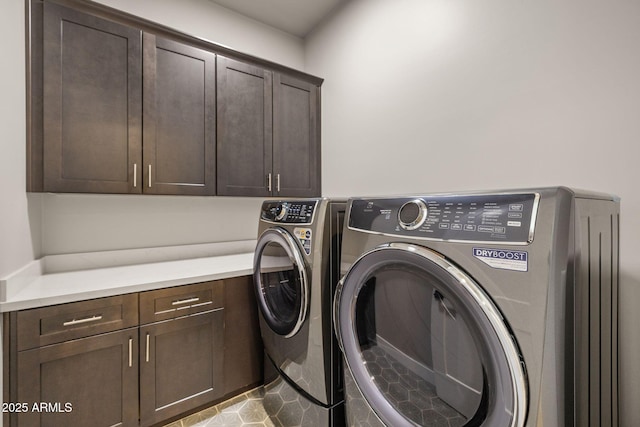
(143, 34, 216, 195)
(17, 328, 139, 427)
(139, 309, 224, 426)
(273, 73, 321, 197)
(223, 276, 263, 395)
(42, 3, 142, 193)
(216, 56, 273, 196)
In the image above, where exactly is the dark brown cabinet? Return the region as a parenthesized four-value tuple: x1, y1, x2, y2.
(223, 276, 263, 395)
(138, 281, 225, 426)
(12, 294, 140, 427)
(40, 2, 142, 194)
(29, 0, 322, 197)
(273, 73, 321, 197)
(216, 56, 273, 197)
(6, 277, 263, 427)
(142, 34, 217, 195)
(36, 3, 217, 195)
(217, 56, 321, 197)
(139, 311, 224, 426)
(16, 329, 139, 427)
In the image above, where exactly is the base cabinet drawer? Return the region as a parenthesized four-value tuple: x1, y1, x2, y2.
(139, 281, 223, 324)
(139, 309, 224, 427)
(17, 293, 138, 350)
(16, 328, 139, 427)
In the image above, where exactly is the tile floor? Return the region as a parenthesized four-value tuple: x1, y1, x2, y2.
(163, 387, 276, 427)
(165, 345, 467, 427)
(359, 345, 467, 427)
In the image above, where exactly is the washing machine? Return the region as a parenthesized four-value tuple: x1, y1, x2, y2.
(333, 187, 619, 427)
(254, 198, 346, 426)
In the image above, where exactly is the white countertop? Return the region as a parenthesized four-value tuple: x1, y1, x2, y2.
(0, 243, 255, 312)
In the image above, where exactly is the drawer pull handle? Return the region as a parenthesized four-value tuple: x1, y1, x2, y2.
(133, 163, 137, 188)
(172, 297, 200, 306)
(191, 301, 213, 308)
(128, 338, 133, 368)
(63, 315, 103, 327)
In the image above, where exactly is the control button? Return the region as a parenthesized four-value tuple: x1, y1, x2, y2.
(398, 199, 428, 231)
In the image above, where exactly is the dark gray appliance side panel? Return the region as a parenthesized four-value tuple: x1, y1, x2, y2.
(574, 197, 620, 427)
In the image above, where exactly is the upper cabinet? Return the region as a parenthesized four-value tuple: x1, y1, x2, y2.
(217, 57, 321, 197)
(216, 57, 273, 197)
(41, 3, 142, 194)
(143, 34, 216, 195)
(273, 73, 321, 197)
(27, 0, 322, 197)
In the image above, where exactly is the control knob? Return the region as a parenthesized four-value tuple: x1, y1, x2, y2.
(398, 199, 428, 230)
(275, 203, 289, 221)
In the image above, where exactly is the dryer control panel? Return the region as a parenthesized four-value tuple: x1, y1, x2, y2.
(349, 193, 539, 244)
(261, 200, 317, 224)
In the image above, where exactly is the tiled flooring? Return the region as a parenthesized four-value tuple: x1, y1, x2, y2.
(164, 387, 276, 427)
(360, 345, 466, 427)
(166, 345, 467, 427)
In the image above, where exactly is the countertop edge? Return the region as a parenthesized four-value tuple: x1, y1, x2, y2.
(0, 252, 255, 312)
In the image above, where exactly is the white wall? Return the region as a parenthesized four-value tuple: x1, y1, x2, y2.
(37, 194, 263, 254)
(0, 1, 37, 278)
(306, 0, 640, 424)
(94, 0, 304, 70)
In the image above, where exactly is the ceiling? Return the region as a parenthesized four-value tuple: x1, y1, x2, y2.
(208, 0, 347, 38)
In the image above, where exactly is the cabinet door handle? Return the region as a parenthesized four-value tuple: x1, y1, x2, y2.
(63, 315, 102, 327)
(133, 163, 137, 188)
(172, 297, 200, 306)
(276, 174, 281, 193)
(148, 165, 152, 188)
(128, 338, 133, 368)
(267, 173, 272, 192)
(145, 333, 150, 363)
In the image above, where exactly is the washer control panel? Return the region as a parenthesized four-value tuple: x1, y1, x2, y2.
(349, 193, 539, 243)
(261, 200, 317, 224)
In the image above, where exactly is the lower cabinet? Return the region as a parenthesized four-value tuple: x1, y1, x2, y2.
(6, 277, 263, 427)
(16, 329, 139, 427)
(223, 276, 263, 395)
(139, 309, 224, 426)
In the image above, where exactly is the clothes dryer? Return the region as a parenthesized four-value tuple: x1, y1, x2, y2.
(254, 198, 346, 426)
(333, 187, 619, 427)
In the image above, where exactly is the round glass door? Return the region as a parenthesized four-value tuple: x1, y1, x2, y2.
(254, 227, 309, 338)
(334, 243, 527, 427)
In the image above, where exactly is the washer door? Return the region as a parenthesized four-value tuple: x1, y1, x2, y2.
(254, 227, 309, 338)
(334, 243, 527, 427)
